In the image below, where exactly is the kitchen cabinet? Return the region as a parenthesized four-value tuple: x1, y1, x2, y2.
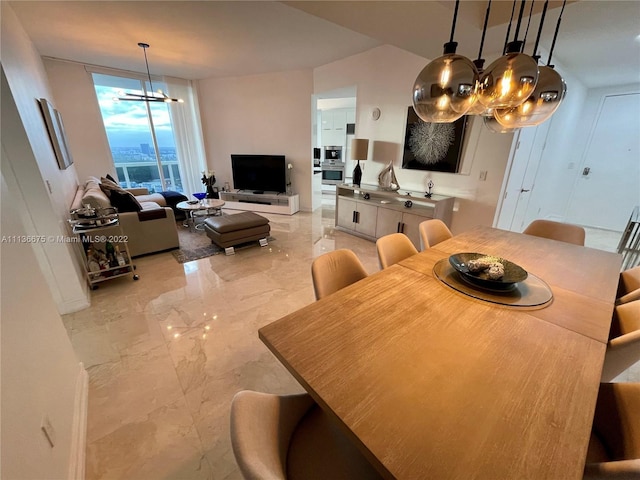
(320, 108, 354, 148)
(335, 184, 455, 249)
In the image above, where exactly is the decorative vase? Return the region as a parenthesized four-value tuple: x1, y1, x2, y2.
(378, 161, 400, 191)
(206, 184, 216, 199)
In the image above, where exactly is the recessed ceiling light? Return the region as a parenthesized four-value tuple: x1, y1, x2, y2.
(635, 34, 640, 44)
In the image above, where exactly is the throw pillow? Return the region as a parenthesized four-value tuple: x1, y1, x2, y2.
(99, 176, 122, 197)
(105, 173, 117, 183)
(109, 189, 142, 213)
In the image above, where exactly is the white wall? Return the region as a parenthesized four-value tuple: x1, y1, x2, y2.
(43, 59, 115, 182)
(197, 69, 313, 210)
(1, 164, 85, 480)
(1, 4, 88, 314)
(314, 45, 515, 233)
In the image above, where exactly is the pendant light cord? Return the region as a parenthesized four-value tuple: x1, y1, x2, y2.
(547, 0, 566, 67)
(513, 0, 527, 42)
(476, 0, 492, 62)
(449, 0, 460, 43)
(503, 1, 517, 55)
(521, 0, 536, 52)
(532, 0, 549, 61)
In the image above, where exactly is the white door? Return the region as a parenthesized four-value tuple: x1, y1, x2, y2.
(565, 93, 640, 231)
(496, 120, 551, 231)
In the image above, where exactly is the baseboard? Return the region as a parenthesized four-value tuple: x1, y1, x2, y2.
(58, 290, 91, 315)
(68, 362, 89, 480)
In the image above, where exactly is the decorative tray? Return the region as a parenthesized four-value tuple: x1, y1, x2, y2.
(449, 253, 528, 292)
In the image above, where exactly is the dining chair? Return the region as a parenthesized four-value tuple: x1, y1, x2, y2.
(230, 390, 383, 480)
(617, 265, 640, 305)
(600, 300, 640, 382)
(376, 233, 418, 269)
(419, 219, 453, 250)
(522, 219, 586, 246)
(311, 249, 368, 300)
(583, 382, 640, 479)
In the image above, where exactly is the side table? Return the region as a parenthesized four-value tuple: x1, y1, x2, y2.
(176, 199, 225, 232)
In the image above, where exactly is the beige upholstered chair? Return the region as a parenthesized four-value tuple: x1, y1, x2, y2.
(617, 265, 640, 305)
(311, 249, 368, 300)
(601, 300, 640, 382)
(584, 382, 640, 479)
(522, 219, 586, 246)
(419, 219, 453, 250)
(230, 390, 383, 480)
(376, 233, 418, 269)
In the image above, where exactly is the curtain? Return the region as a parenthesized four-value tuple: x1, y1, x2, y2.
(164, 76, 208, 197)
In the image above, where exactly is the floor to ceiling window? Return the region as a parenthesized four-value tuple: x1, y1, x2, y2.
(92, 73, 184, 193)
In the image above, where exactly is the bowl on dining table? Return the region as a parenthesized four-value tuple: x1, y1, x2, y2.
(449, 252, 528, 291)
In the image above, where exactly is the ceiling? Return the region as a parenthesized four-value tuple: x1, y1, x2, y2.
(8, 1, 640, 89)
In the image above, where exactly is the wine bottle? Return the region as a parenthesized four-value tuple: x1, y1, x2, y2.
(115, 246, 127, 266)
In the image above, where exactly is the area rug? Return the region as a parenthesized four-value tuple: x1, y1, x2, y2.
(171, 221, 274, 264)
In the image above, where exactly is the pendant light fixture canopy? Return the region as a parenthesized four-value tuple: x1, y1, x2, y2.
(412, 0, 478, 123)
(116, 43, 183, 103)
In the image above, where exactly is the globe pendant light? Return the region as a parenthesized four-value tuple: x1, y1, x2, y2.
(484, 115, 519, 133)
(412, 0, 478, 123)
(494, 1, 567, 128)
(467, 0, 493, 116)
(477, 1, 539, 110)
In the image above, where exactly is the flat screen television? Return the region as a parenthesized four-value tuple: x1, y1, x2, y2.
(231, 154, 287, 193)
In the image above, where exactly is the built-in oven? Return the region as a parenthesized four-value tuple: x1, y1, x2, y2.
(324, 146, 342, 162)
(321, 162, 345, 185)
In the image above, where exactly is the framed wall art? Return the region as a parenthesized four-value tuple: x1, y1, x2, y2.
(401, 106, 467, 174)
(39, 98, 74, 169)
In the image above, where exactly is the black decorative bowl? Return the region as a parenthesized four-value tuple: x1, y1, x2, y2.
(449, 253, 528, 291)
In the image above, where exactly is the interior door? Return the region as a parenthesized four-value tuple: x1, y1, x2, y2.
(565, 93, 640, 231)
(495, 122, 551, 232)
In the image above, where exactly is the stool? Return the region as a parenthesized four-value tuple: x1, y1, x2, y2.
(204, 212, 270, 255)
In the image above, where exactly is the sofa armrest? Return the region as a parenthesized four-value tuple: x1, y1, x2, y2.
(126, 187, 149, 196)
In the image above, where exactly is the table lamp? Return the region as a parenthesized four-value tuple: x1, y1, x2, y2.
(351, 138, 369, 187)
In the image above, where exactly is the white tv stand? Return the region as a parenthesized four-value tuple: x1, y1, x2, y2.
(219, 190, 300, 215)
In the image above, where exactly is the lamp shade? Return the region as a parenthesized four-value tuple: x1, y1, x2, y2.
(493, 66, 567, 128)
(351, 138, 369, 161)
(477, 52, 539, 109)
(483, 115, 518, 134)
(412, 54, 478, 123)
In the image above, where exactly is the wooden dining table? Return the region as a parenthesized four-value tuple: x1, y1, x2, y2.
(259, 226, 623, 480)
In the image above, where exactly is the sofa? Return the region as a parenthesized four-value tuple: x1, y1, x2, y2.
(71, 177, 180, 257)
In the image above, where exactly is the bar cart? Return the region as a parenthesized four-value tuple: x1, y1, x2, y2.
(69, 206, 139, 289)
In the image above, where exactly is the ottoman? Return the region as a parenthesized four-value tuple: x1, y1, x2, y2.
(204, 211, 270, 254)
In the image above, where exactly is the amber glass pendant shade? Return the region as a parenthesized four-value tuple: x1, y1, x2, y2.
(413, 53, 479, 123)
(494, 66, 566, 128)
(477, 52, 539, 109)
(483, 115, 518, 134)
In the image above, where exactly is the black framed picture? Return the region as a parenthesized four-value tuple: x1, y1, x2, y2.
(401, 107, 467, 173)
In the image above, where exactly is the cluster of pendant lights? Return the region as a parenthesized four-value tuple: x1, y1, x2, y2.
(412, 0, 567, 132)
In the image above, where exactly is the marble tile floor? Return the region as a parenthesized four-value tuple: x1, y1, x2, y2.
(62, 211, 638, 479)
(63, 206, 380, 479)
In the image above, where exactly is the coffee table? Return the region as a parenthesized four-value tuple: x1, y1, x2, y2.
(176, 199, 225, 232)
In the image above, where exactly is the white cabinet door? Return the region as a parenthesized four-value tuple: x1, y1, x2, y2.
(332, 110, 347, 132)
(376, 207, 403, 238)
